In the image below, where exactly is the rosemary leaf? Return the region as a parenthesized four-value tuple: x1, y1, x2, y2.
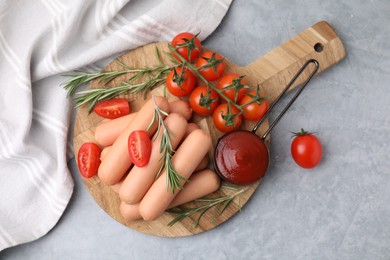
(155, 46, 164, 65)
(114, 59, 131, 69)
(147, 109, 158, 135)
(167, 209, 193, 227)
(195, 197, 225, 203)
(221, 184, 240, 191)
(195, 206, 213, 228)
(163, 50, 180, 65)
(218, 197, 233, 216)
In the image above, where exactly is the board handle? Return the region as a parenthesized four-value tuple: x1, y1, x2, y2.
(243, 21, 346, 102)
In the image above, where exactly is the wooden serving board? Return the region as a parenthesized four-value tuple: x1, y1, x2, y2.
(74, 21, 345, 237)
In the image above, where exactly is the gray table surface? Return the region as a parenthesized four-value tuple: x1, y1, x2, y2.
(3, 0, 390, 259)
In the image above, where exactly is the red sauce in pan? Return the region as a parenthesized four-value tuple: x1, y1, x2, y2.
(214, 130, 269, 185)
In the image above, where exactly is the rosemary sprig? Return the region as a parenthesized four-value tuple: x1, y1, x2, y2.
(62, 47, 178, 111)
(167, 186, 246, 227)
(148, 96, 188, 193)
(61, 70, 131, 97)
(73, 69, 171, 113)
(73, 75, 168, 112)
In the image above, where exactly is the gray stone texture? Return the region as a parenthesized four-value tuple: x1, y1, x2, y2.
(3, 0, 390, 259)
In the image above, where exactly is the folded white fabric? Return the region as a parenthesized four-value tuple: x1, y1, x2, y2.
(0, 0, 232, 250)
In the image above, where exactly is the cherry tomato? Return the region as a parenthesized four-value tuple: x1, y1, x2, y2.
(166, 67, 196, 97)
(239, 91, 270, 121)
(189, 86, 219, 116)
(212, 103, 242, 133)
(217, 74, 248, 103)
(291, 129, 322, 169)
(195, 51, 225, 81)
(128, 130, 152, 167)
(77, 142, 101, 178)
(171, 32, 202, 62)
(94, 98, 130, 119)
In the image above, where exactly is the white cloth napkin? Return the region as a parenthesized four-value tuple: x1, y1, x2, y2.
(0, 0, 232, 251)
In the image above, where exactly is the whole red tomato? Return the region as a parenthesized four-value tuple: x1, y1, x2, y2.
(128, 130, 152, 167)
(291, 129, 322, 169)
(77, 142, 102, 178)
(171, 32, 202, 62)
(239, 91, 269, 121)
(189, 86, 219, 116)
(93, 98, 130, 119)
(166, 67, 196, 97)
(217, 74, 248, 103)
(212, 103, 242, 133)
(195, 51, 225, 81)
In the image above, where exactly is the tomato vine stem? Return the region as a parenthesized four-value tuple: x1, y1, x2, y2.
(167, 44, 244, 113)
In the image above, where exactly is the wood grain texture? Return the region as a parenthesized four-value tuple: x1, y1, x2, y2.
(73, 21, 345, 237)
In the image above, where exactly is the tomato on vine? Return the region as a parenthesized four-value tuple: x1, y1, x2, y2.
(195, 51, 225, 81)
(212, 103, 242, 133)
(166, 67, 196, 97)
(239, 90, 269, 121)
(291, 129, 322, 169)
(189, 86, 219, 116)
(171, 32, 202, 62)
(217, 74, 249, 103)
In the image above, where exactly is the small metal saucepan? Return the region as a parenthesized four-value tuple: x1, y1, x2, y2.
(214, 59, 320, 185)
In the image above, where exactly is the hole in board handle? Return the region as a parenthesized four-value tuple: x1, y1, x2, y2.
(314, 43, 323, 53)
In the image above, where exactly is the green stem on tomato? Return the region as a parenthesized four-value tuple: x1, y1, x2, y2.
(239, 95, 266, 108)
(237, 85, 269, 113)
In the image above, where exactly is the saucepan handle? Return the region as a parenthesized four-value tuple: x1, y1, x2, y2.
(252, 59, 320, 140)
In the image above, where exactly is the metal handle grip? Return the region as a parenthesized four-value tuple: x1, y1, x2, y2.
(252, 59, 320, 140)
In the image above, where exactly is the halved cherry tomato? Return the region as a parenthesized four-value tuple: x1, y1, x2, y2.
(195, 52, 225, 81)
(77, 142, 101, 178)
(217, 74, 248, 103)
(291, 129, 322, 169)
(128, 130, 152, 167)
(189, 86, 219, 116)
(171, 32, 202, 62)
(94, 98, 130, 119)
(166, 67, 196, 97)
(239, 91, 270, 121)
(212, 103, 242, 133)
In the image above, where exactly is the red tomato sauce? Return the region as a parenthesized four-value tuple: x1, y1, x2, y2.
(214, 131, 269, 184)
